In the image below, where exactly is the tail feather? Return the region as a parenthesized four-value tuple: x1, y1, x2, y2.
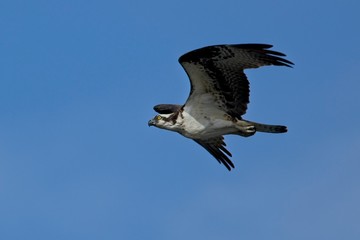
(249, 121, 287, 133)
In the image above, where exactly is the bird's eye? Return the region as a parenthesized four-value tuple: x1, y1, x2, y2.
(156, 115, 162, 120)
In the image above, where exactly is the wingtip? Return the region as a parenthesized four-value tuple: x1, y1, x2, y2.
(225, 163, 235, 171)
(153, 104, 182, 114)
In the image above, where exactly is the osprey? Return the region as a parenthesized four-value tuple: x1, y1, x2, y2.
(148, 44, 293, 171)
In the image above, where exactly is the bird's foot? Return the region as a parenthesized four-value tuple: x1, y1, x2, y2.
(236, 121, 256, 137)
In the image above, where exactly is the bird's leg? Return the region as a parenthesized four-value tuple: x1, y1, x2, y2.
(235, 119, 256, 137)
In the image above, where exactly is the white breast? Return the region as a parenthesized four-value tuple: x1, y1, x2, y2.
(179, 107, 236, 139)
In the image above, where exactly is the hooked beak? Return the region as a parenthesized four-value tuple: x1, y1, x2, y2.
(148, 119, 155, 127)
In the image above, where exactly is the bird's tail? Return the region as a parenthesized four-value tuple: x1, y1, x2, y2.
(247, 121, 287, 133)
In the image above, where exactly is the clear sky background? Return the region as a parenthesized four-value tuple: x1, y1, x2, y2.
(0, 0, 359, 239)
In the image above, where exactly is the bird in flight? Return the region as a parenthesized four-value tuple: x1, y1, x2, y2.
(148, 44, 293, 171)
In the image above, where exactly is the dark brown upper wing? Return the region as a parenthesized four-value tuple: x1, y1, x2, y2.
(153, 104, 182, 114)
(179, 44, 293, 118)
(194, 136, 234, 171)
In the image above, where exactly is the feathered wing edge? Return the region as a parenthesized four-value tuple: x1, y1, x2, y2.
(179, 43, 294, 68)
(194, 137, 234, 171)
(230, 44, 294, 68)
(153, 104, 182, 114)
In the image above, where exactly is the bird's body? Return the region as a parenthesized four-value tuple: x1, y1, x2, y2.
(173, 106, 251, 139)
(148, 44, 293, 171)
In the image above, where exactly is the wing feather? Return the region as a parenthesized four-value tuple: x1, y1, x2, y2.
(153, 104, 182, 114)
(194, 137, 235, 171)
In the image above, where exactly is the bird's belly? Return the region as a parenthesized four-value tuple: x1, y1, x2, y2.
(181, 118, 237, 139)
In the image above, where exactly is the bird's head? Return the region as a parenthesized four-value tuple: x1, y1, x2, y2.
(148, 114, 178, 131)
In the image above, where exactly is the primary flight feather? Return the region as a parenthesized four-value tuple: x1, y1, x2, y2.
(148, 44, 293, 171)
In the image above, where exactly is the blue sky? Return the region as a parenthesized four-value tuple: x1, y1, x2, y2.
(0, 0, 359, 239)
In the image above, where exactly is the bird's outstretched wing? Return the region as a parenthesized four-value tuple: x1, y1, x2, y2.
(179, 44, 293, 118)
(194, 136, 234, 171)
